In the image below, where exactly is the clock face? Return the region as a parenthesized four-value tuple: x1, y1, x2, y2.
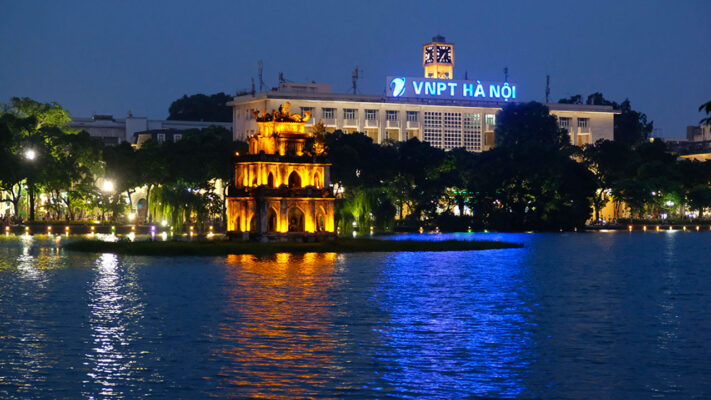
(437, 45, 452, 64)
(424, 46, 434, 64)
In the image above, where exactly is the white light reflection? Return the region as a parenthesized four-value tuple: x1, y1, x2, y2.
(83, 254, 128, 397)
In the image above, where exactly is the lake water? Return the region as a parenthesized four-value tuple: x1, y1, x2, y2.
(0, 232, 709, 399)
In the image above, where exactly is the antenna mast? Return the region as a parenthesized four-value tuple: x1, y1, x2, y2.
(504, 66, 508, 82)
(545, 75, 550, 103)
(351, 66, 359, 94)
(257, 60, 265, 91)
(251, 77, 255, 96)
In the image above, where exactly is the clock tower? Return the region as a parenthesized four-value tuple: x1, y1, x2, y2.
(423, 35, 454, 79)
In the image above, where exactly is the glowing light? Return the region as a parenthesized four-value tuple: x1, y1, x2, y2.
(352, 230, 357, 238)
(643, 225, 647, 231)
(161, 232, 168, 241)
(419, 226, 424, 234)
(127, 232, 135, 241)
(628, 225, 633, 232)
(102, 180, 115, 193)
(161, 220, 168, 227)
(656, 225, 660, 231)
(697, 226, 700, 231)
(24, 149, 36, 160)
(128, 213, 136, 221)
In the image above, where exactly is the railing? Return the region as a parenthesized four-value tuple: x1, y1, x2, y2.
(386, 120, 400, 129)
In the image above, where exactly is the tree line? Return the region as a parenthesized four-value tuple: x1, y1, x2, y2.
(2, 95, 711, 232)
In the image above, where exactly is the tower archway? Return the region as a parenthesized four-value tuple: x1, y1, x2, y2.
(267, 207, 278, 232)
(288, 171, 301, 188)
(287, 207, 305, 232)
(267, 172, 275, 188)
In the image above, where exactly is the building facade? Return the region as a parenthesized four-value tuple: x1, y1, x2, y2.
(229, 36, 616, 151)
(68, 113, 232, 145)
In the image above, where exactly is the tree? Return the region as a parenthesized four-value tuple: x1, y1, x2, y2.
(582, 139, 635, 221)
(494, 102, 570, 149)
(700, 100, 711, 126)
(470, 102, 595, 230)
(167, 93, 233, 122)
(3, 97, 75, 221)
(614, 99, 654, 147)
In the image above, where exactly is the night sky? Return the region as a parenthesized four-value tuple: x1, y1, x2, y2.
(1, 0, 709, 138)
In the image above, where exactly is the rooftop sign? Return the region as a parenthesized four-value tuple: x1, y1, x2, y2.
(387, 76, 517, 102)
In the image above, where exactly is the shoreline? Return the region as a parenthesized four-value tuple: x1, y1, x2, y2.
(62, 238, 523, 257)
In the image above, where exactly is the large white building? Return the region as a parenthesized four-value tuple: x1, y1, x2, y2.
(68, 113, 232, 145)
(229, 36, 615, 151)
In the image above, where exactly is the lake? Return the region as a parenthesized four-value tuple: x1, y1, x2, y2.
(0, 232, 709, 399)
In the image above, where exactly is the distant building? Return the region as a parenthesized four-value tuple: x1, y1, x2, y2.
(229, 36, 616, 151)
(662, 124, 711, 161)
(68, 113, 232, 145)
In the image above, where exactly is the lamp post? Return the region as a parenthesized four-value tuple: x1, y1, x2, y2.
(101, 179, 115, 221)
(24, 149, 36, 222)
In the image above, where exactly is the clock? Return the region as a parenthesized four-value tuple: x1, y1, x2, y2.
(437, 45, 452, 64)
(424, 46, 435, 64)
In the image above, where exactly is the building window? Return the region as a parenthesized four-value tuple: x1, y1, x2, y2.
(322, 108, 335, 119)
(559, 117, 571, 128)
(463, 113, 482, 152)
(485, 114, 496, 126)
(578, 118, 589, 128)
(343, 109, 356, 119)
(245, 109, 252, 120)
(443, 112, 462, 150)
(301, 107, 313, 116)
(406, 111, 418, 122)
(173, 134, 182, 142)
(386, 110, 398, 121)
(157, 134, 165, 143)
(423, 111, 443, 148)
(365, 109, 377, 120)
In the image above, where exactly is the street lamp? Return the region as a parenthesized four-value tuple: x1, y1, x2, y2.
(24, 148, 37, 221)
(102, 180, 115, 193)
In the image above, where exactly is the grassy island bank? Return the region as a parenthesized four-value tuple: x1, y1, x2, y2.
(64, 238, 522, 256)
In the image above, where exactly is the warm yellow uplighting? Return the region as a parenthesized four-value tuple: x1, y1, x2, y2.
(628, 225, 633, 232)
(656, 225, 660, 231)
(128, 213, 136, 221)
(697, 226, 700, 231)
(419, 226, 424, 234)
(643, 225, 647, 231)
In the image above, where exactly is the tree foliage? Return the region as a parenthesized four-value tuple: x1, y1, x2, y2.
(167, 93, 233, 122)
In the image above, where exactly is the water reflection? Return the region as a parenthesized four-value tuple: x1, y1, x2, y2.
(214, 252, 340, 398)
(374, 250, 533, 397)
(82, 253, 153, 398)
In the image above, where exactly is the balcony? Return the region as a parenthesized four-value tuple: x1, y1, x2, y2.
(322, 118, 336, 127)
(343, 118, 358, 128)
(365, 119, 379, 128)
(578, 126, 591, 134)
(406, 120, 420, 129)
(386, 119, 400, 129)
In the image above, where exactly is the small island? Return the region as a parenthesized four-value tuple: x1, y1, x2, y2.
(63, 238, 522, 257)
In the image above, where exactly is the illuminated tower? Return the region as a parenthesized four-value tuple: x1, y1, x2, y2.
(226, 102, 335, 240)
(423, 35, 454, 79)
